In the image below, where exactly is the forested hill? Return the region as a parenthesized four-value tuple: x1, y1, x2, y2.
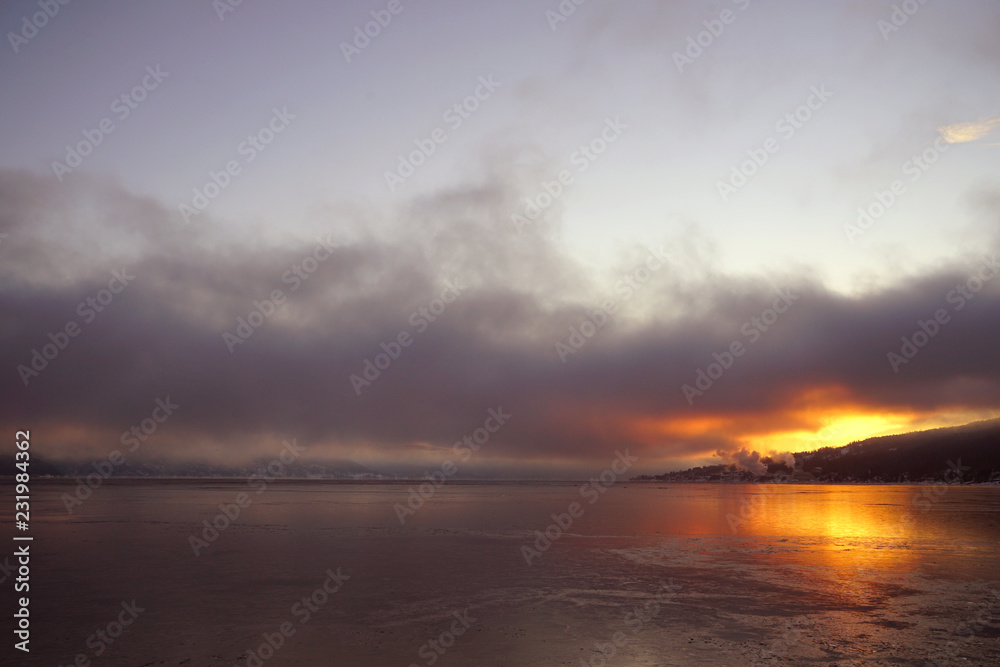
(638, 418, 1000, 483)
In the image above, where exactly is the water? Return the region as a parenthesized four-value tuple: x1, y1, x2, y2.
(3, 481, 999, 665)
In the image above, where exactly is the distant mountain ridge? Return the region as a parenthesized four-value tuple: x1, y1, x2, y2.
(638, 418, 1000, 483)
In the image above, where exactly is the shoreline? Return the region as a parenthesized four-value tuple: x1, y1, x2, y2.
(3, 476, 999, 486)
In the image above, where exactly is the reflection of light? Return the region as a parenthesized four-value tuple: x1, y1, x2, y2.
(734, 487, 913, 539)
(739, 487, 922, 576)
(628, 486, 925, 580)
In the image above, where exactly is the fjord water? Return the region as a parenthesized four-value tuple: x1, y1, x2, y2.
(6, 481, 1000, 665)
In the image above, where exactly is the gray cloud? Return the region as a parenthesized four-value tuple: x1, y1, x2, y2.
(0, 168, 997, 475)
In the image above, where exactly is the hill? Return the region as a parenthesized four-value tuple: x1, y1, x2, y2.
(636, 418, 1000, 483)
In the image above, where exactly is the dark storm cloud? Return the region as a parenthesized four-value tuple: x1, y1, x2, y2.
(0, 169, 997, 471)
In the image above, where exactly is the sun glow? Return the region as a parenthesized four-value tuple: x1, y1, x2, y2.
(738, 411, 917, 454)
(636, 382, 1000, 466)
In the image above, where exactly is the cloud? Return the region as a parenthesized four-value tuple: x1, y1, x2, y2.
(0, 168, 998, 475)
(939, 118, 1000, 144)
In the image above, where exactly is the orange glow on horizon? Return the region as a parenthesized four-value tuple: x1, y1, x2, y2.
(632, 383, 1000, 466)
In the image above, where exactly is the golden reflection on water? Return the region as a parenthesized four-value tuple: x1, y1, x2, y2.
(715, 485, 980, 576)
(628, 485, 948, 575)
(743, 486, 916, 538)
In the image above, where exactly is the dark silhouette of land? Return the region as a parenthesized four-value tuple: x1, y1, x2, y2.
(6, 419, 999, 483)
(635, 418, 1000, 483)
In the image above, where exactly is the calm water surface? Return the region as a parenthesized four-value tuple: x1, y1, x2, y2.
(3, 481, 998, 665)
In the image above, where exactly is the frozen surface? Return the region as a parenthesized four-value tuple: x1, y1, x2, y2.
(2, 481, 999, 665)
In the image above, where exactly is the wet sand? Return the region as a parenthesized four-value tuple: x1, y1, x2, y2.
(2, 481, 998, 665)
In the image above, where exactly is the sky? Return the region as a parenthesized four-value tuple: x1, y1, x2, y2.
(1, 0, 998, 477)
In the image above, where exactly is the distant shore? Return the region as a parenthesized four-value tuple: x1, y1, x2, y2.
(4, 476, 999, 486)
